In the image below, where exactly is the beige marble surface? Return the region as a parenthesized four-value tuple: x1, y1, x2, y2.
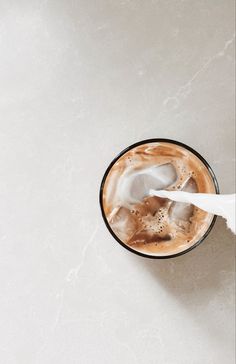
(0, 1, 235, 363)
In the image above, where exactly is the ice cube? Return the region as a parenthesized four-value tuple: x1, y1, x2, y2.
(110, 207, 137, 241)
(169, 202, 194, 222)
(130, 163, 177, 201)
(183, 177, 198, 193)
(169, 178, 198, 222)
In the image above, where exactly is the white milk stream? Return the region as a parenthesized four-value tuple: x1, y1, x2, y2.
(150, 189, 236, 234)
(112, 162, 235, 235)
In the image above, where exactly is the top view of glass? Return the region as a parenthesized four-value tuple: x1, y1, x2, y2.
(100, 139, 219, 258)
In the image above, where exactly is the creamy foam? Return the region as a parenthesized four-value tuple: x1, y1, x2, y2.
(102, 142, 217, 256)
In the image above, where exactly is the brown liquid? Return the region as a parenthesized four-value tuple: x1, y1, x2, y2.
(102, 142, 216, 256)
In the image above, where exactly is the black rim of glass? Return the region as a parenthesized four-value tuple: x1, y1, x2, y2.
(99, 138, 220, 259)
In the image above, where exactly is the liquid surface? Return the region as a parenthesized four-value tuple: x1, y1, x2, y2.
(102, 142, 217, 256)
